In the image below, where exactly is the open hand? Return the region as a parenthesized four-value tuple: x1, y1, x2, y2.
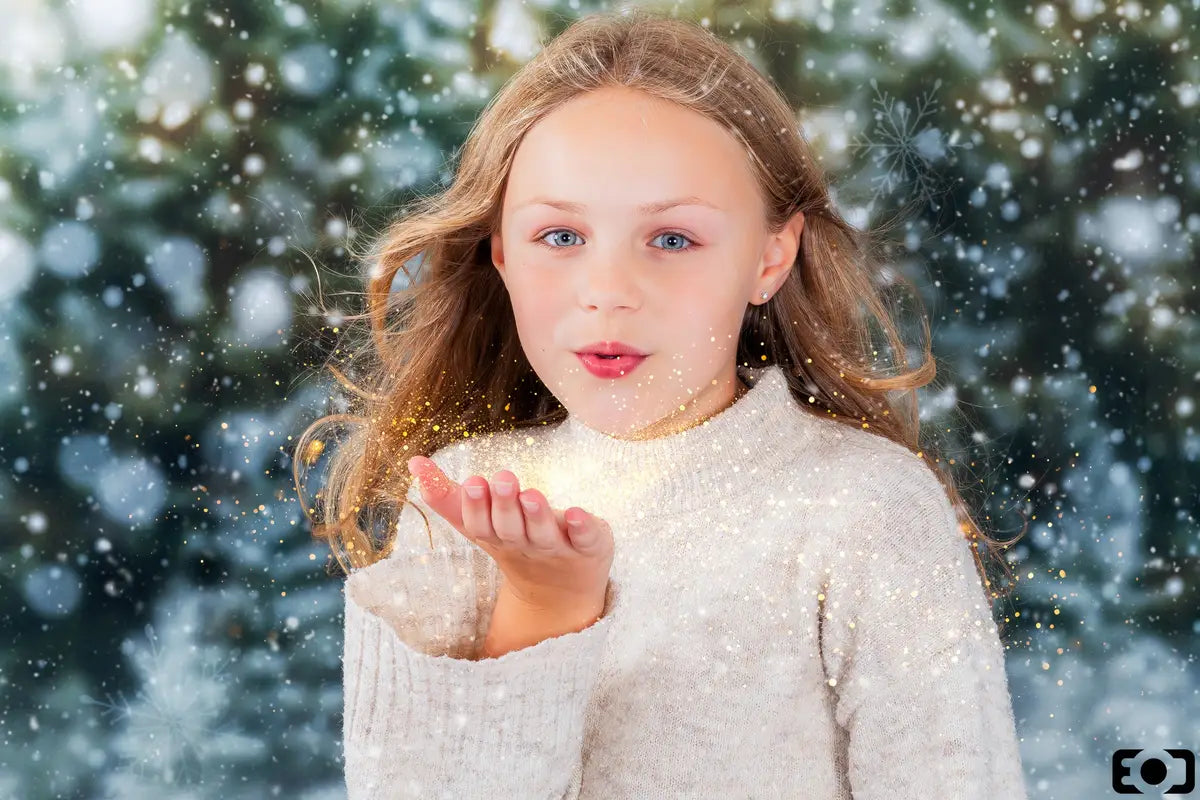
(406, 455, 614, 617)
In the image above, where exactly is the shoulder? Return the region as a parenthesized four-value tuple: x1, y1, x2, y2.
(804, 416, 948, 510)
(806, 421, 961, 552)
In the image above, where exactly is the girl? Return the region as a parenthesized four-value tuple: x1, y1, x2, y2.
(295, 9, 1029, 799)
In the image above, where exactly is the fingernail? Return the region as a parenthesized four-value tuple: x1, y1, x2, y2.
(566, 514, 584, 527)
(519, 496, 539, 513)
(465, 485, 485, 500)
(493, 480, 513, 497)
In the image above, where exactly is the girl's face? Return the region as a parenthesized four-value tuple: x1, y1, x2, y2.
(491, 85, 802, 440)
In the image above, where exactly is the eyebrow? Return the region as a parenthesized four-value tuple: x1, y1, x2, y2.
(514, 195, 724, 214)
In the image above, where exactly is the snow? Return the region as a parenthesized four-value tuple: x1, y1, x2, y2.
(278, 44, 338, 98)
(0, 228, 35, 301)
(0, 3, 66, 98)
(1076, 196, 1175, 267)
(39, 221, 101, 279)
(231, 269, 292, 346)
(23, 564, 82, 618)
(488, 0, 541, 61)
(142, 33, 216, 131)
(67, 0, 155, 53)
(95, 455, 167, 529)
(145, 236, 208, 319)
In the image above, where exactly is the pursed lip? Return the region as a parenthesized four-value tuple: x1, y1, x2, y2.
(574, 341, 649, 357)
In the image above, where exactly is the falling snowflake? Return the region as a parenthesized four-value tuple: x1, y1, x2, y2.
(848, 78, 970, 216)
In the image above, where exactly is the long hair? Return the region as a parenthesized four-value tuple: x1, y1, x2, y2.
(292, 9, 1026, 609)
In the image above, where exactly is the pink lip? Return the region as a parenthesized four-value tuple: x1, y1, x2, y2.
(575, 341, 648, 357)
(576, 352, 647, 379)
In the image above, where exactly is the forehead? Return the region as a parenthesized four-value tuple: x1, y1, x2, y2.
(503, 88, 759, 215)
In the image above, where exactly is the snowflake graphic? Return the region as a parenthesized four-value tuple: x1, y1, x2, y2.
(84, 589, 264, 795)
(848, 78, 970, 217)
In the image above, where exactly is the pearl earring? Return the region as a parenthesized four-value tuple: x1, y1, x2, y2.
(760, 291, 769, 301)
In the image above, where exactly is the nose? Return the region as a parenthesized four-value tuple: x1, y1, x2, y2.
(576, 253, 642, 312)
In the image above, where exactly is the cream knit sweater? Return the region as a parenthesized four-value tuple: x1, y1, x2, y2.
(341, 364, 1028, 799)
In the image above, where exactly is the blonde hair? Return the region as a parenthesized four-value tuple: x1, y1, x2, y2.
(293, 9, 1026, 612)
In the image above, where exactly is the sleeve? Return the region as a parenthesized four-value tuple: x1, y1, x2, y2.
(341, 445, 621, 800)
(818, 458, 1028, 800)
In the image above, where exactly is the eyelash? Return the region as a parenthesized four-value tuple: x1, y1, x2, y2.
(533, 229, 698, 253)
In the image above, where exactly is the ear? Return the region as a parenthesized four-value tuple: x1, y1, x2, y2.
(756, 211, 804, 300)
(490, 231, 506, 282)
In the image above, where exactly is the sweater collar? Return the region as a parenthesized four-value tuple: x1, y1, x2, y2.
(544, 364, 818, 519)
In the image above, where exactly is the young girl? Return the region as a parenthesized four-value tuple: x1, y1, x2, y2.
(295, 10, 1028, 799)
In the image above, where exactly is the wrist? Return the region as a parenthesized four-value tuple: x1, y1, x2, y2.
(479, 585, 604, 659)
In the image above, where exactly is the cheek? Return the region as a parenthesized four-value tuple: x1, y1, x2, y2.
(661, 273, 746, 314)
(506, 274, 561, 328)
(666, 282, 750, 342)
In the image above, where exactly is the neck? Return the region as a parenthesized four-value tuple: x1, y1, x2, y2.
(547, 365, 822, 520)
(619, 374, 752, 442)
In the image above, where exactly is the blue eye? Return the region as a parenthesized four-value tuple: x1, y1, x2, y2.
(535, 229, 696, 252)
(539, 230, 583, 248)
(651, 232, 695, 252)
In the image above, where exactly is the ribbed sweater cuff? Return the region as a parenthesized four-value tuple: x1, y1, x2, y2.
(343, 579, 619, 798)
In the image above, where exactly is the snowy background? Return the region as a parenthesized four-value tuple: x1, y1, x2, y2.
(1, 0, 1197, 798)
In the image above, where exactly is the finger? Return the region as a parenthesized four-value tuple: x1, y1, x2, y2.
(517, 488, 569, 551)
(459, 475, 502, 545)
(489, 470, 527, 547)
(564, 508, 607, 555)
(407, 456, 464, 531)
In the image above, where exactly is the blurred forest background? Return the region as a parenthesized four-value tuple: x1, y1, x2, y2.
(1, 0, 1197, 797)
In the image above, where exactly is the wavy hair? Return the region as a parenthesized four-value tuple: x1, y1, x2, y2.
(292, 9, 1026, 613)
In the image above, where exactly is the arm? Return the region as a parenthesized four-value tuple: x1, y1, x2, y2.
(341, 448, 620, 800)
(818, 458, 1028, 800)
